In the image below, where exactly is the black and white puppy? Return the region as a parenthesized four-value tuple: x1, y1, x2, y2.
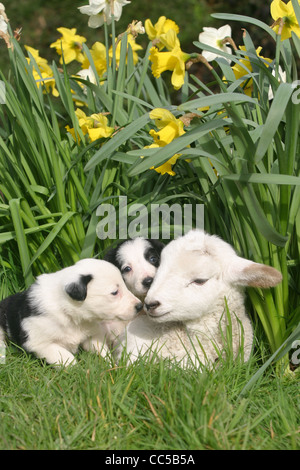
(0, 259, 142, 366)
(104, 238, 165, 300)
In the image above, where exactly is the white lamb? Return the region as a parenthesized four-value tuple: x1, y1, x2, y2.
(115, 230, 283, 368)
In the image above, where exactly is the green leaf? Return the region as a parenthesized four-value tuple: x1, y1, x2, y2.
(254, 83, 294, 163)
(240, 322, 300, 395)
(0, 223, 57, 244)
(112, 90, 155, 110)
(291, 0, 300, 26)
(24, 212, 76, 275)
(238, 185, 288, 247)
(223, 173, 300, 185)
(84, 112, 151, 171)
(211, 13, 276, 40)
(178, 92, 257, 112)
(9, 199, 35, 287)
(127, 119, 225, 176)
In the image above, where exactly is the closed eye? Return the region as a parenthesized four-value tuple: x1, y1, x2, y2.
(192, 279, 208, 286)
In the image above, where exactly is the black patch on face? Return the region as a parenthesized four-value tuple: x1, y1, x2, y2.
(65, 274, 93, 301)
(104, 238, 165, 270)
(144, 239, 165, 267)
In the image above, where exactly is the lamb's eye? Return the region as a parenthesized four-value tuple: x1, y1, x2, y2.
(111, 289, 119, 296)
(192, 279, 208, 286)
(122, 266, 131, 274)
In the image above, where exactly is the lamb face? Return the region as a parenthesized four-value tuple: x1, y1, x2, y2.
(144, 230, 282, 324)
(144, 247, 231, 323)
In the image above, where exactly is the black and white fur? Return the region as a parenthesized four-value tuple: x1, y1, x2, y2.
(104, 238, 165, 300)
(0, 259, 143, 366)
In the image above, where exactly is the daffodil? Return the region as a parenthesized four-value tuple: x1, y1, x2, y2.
(50, 27, 87, 64)
(0, 3, 10, 47)
(78, 0, 130, 28)
(149, 147, 180, 176)
(270, 0, 300, 40)
(232, 46, 272, 96)
(127, 20, 145, 37)
(142, 109, 186, 176)
(25, 46, 59, 97)
(81, 41, 107, 77)
(145, 16, 179, 50)
(149, 108, 185, 144)
(0, 2, 8, 35)
(198, 25, 232, 63)
(268, 65, 287, 99)
(149, 30, 190, 90)
(76, 66, 97, 85)
(66, 108, 114, 142)
(74, 67, 98, 106)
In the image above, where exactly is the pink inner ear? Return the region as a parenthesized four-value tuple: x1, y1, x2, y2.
(242, 264, 283, 288)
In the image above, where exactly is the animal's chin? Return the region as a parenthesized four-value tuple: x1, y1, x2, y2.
(147, 310, 171, 321)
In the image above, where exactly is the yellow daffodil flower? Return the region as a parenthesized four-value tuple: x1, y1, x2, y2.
(149, 108, 185, 144)
(87, 113, 114, 141)
(149, 31, 190, 91)
(232, 46, 272, 96)
(50, 27, 87, 64)
(145, 16, 179, 50)
(142, 109, 186, 175)
(149, 147, 180, 176)
(81, 41, 107, 78)
(25, 46, 59, 97)
(66, 108, 114, 142)
(270, 0, 300, 40)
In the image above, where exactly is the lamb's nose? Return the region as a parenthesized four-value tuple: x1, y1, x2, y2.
(142, 277, 153, 288)
(135, 302, 143, 313)
(145, 300, 160, 311)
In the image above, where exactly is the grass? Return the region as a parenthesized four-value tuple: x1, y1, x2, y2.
(0, 344, 299, 450)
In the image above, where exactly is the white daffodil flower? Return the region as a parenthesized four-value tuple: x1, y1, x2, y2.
(0, 15, 7, 34)
(79, 0, 131, 28)
(199, 24, 232, 63)
(0, 2, 8, 35)
(77, 66, 97, 85)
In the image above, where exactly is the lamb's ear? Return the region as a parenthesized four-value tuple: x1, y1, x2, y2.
(65, 274, 93, 301)
(228, 257, 282, 288)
